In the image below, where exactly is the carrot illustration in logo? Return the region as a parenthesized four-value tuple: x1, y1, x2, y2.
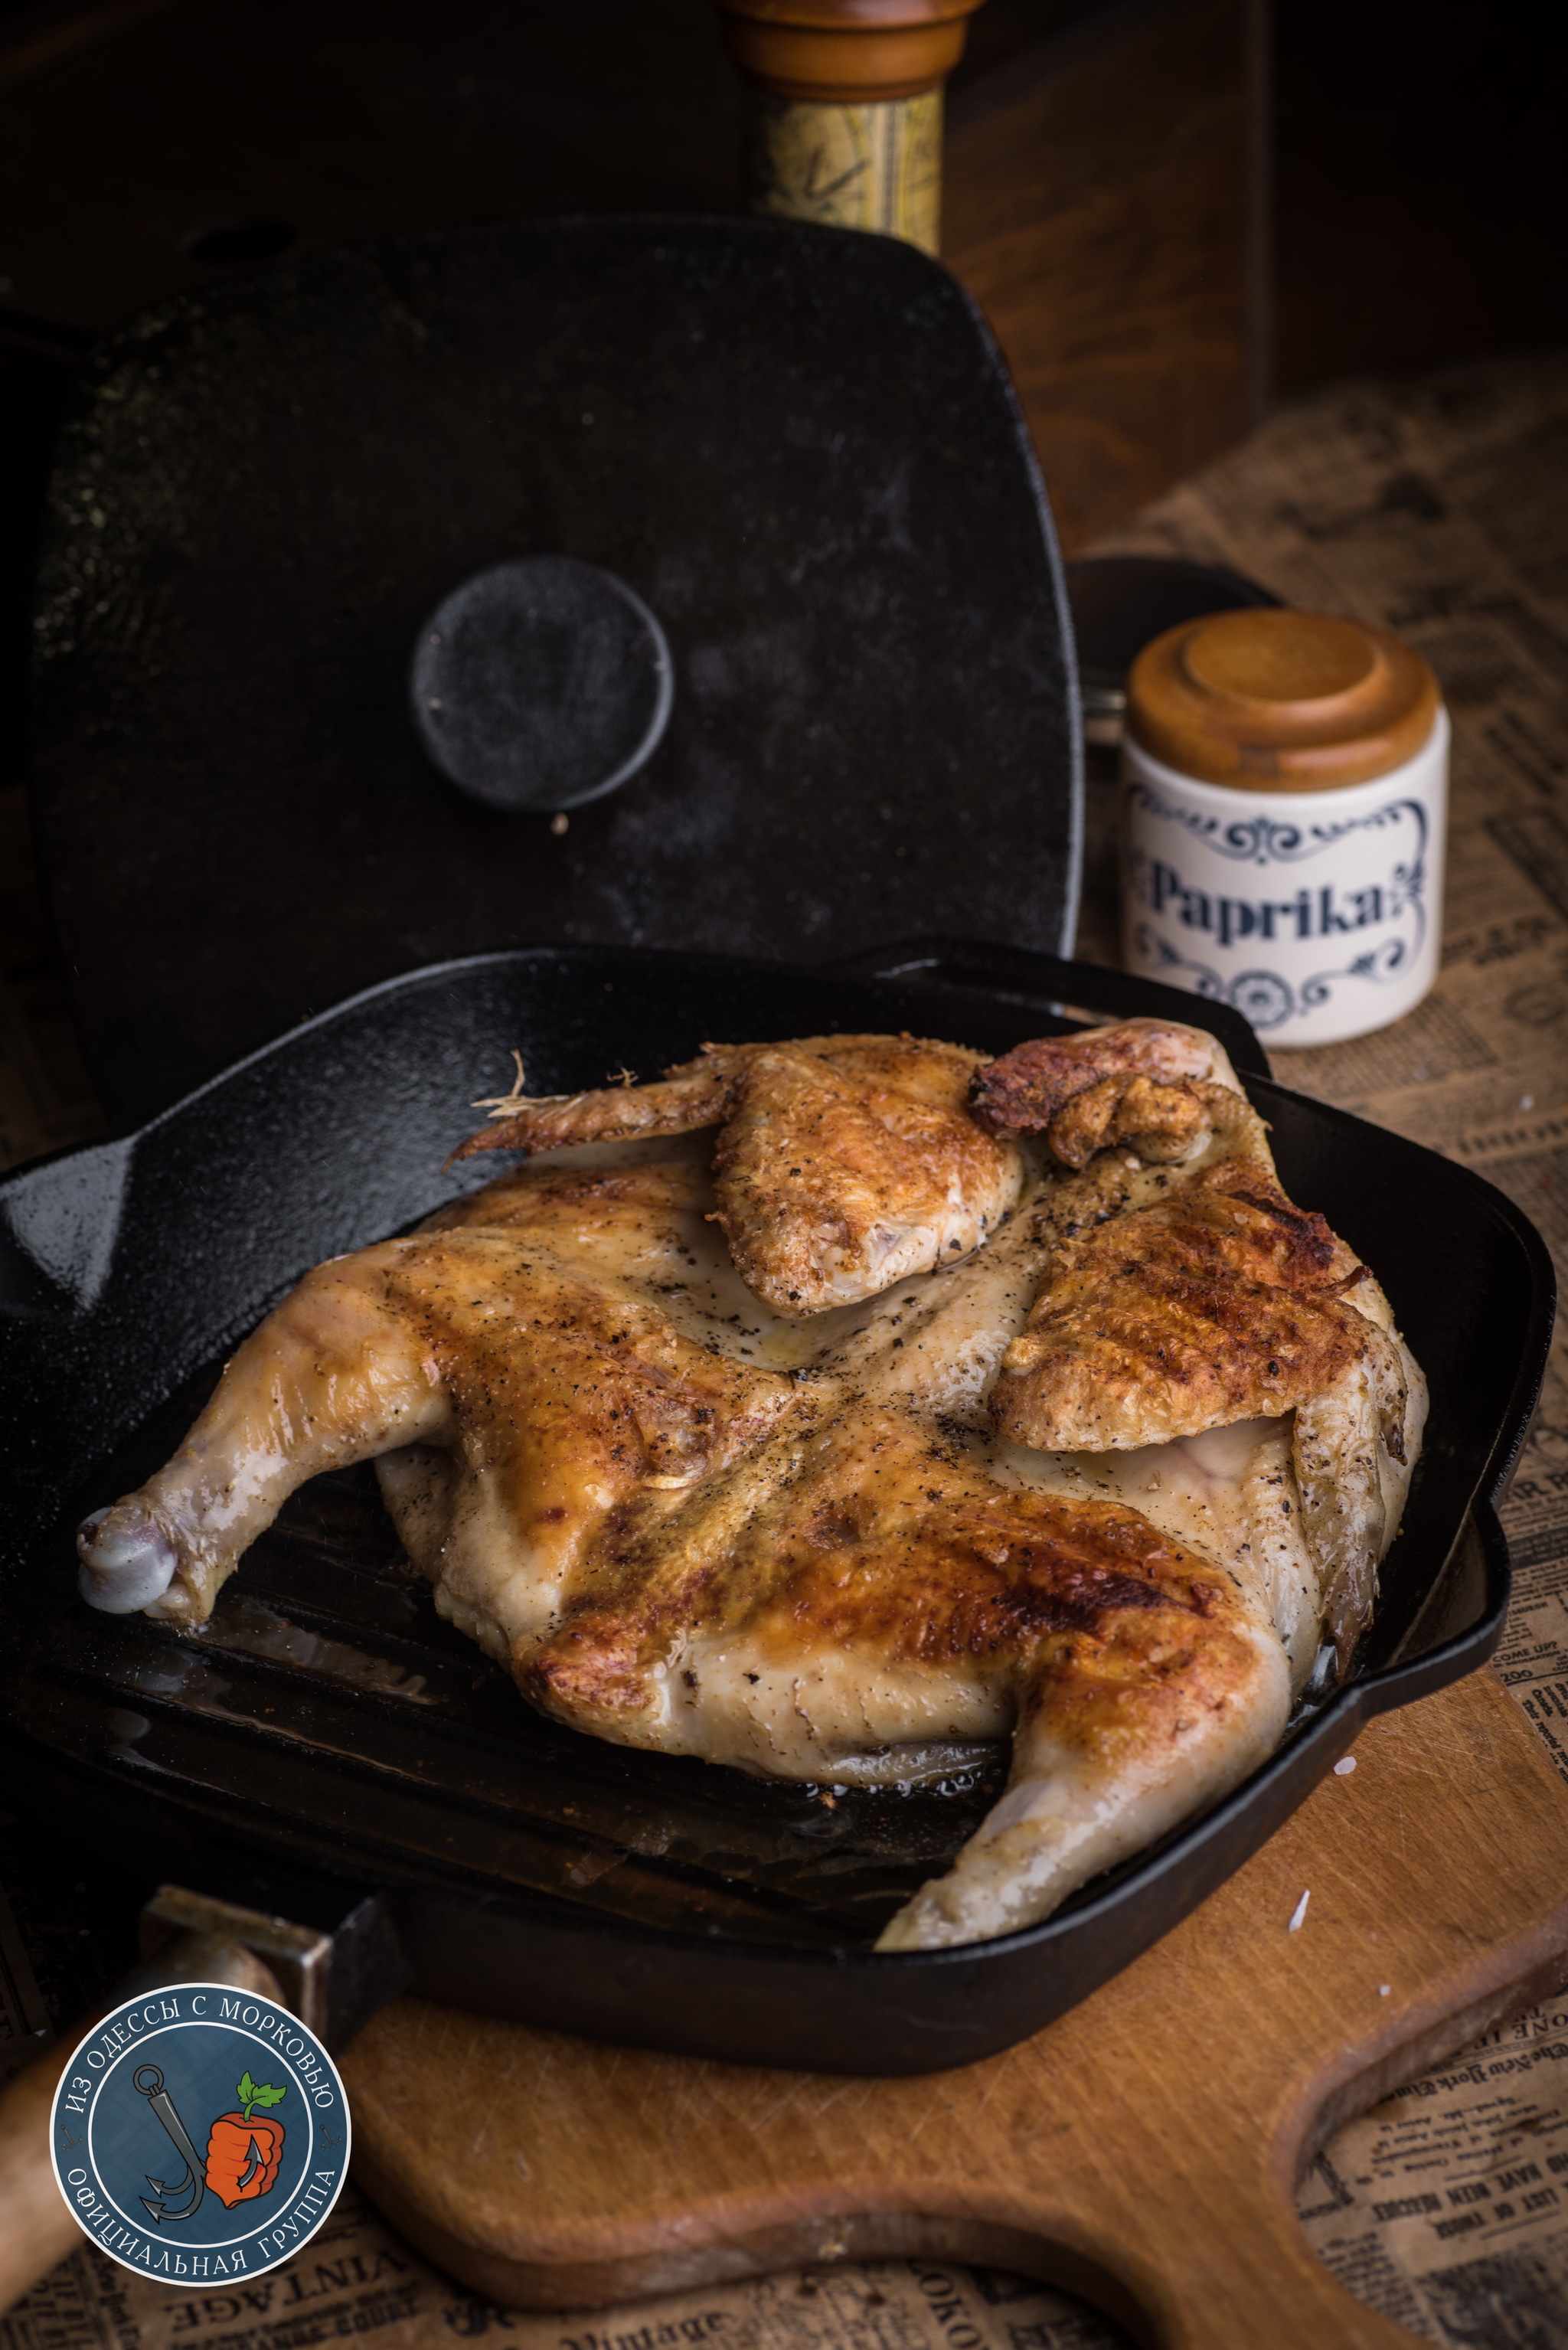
(204, 2073, 287, 2208)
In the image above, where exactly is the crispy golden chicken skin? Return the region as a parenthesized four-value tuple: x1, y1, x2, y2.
(77, 1018, 1425, 1952)
(453, 1033, 1024, 1316)
(995, 1161, 1369, 1452)
(525, 1398, 1289, 1954)
(988, 1069, 1419, 1663)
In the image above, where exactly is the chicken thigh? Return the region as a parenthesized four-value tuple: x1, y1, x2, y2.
(77, 1019, 1424, 1953)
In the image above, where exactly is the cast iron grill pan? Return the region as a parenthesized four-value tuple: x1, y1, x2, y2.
(0, 946, 1551, 2072)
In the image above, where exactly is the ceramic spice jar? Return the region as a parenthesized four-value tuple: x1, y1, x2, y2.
(1119, 608, 1448, 1046)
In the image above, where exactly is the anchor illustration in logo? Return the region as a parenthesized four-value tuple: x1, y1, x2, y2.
(133, 2064, 288, 2223)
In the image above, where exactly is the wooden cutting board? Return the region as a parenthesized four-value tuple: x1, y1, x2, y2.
(342, 1669, 1568, 2349)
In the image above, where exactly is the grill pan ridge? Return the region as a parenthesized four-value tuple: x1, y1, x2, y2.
(0, 944, 1552, 2074)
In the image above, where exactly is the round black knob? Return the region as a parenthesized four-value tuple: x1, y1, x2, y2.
(410, 554, 674, 812)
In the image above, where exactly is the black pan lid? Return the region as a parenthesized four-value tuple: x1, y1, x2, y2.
(31, 217, 1080, 1126)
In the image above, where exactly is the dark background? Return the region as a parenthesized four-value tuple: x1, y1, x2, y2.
(0, 0, 1563, 1002)
(2, 0, 1559, 376)
(1, 0, 1561, 777)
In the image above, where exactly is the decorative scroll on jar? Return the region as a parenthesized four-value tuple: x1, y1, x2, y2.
(1119, 607, 1448, 1048)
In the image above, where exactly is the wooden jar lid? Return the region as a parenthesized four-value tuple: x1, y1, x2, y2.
(1126, 607, 1441, 791)
(718, 0, 985, 103)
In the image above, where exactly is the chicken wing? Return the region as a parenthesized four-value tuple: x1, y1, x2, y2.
(455, 1033, 1024, 1316)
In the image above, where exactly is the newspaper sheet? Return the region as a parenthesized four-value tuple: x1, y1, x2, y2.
(0, 2199, 1129, 2350)
(3, 349, 1566, 2348)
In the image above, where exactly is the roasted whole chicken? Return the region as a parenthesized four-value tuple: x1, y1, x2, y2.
(78, 1020, 1425, 1952)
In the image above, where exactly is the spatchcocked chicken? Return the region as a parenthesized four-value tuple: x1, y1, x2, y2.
(77, 1021, 1424, 1952)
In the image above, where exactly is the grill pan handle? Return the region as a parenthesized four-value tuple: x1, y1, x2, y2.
(0, 1899, 284, 2314)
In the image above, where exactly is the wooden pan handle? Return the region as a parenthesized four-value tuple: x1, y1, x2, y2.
(0, 1934, 283, 2316)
